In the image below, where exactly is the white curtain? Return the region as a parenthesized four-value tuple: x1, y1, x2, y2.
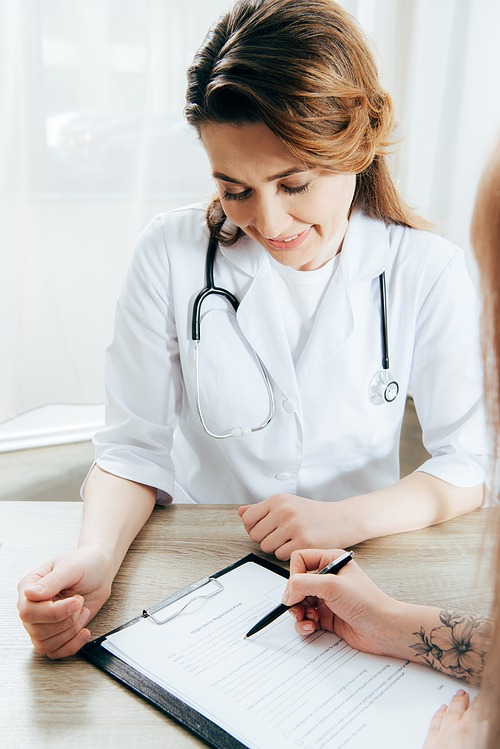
(346, 0, 500, 263)
(1, 0, 500, 446)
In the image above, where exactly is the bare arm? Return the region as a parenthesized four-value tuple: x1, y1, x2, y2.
(404, 607, 491, 686)
(79, 464, 157, 579)
(285, 549, 492, 686)
(239, 472, 484, 560)
(343, 471, 483, 544)
(17, 465, 156, 658)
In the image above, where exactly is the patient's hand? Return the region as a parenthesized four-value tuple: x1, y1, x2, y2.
(17, 547, 113, 658)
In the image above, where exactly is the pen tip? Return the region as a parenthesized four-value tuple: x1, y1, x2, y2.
(243, 635, 248, 640)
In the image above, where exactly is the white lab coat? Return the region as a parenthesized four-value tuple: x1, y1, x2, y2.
(92, 205, 488, 505)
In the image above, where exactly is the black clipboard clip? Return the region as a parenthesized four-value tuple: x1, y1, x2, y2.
(142, 576, 224, 625)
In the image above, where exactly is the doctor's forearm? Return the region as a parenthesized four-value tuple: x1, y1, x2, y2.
(347, 472, 484, 542)
(238, 477, 483, 559)
(80, 465, 157, 580)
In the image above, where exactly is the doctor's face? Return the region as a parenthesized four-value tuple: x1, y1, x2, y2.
(201, 122, 356, 271)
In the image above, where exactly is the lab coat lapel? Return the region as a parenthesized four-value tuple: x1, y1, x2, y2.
(294, 210, 391, 383)
(339, 208, 392, 281)
(294, 270, 353, 384)
(236, 259, 300, 402)
(216, 210, 391, 395)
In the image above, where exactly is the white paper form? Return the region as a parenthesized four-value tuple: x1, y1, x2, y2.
(103, 561, 477, 749)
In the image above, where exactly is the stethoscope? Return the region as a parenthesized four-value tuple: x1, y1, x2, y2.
(368, 272, 400, 406)
(191, 234, 399, 439)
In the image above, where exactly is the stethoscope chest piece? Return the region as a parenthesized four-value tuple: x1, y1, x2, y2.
(369, 369, 399, 405)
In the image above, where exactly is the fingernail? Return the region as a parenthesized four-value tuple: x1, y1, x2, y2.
(79, 629, 91, 645)
(303, 623, 314, 632)
(281, 591, 289, 604)
(456, 689, 466, 696)
(80, 608, 91, 626)
(31, 584, 44, 594)
(68, 600, 81, 616)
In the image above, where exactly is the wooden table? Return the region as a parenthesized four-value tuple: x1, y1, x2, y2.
(1, 501, 495, 748)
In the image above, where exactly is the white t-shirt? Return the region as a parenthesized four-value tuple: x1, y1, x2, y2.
(269, 253, 341, 366)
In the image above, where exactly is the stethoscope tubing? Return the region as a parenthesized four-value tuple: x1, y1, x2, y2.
(191, 233, 276, 438)
(379, 272, 390, 371)
(192, 234, 238, 341)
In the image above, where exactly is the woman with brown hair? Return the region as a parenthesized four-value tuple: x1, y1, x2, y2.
(284, 136, 500, 747)
(184, 0, 486, 559)
(18, 0, 488, 660)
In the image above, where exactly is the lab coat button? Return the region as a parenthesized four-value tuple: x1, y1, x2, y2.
(283, 400, 296, 414)
(275, 472, 290, 481)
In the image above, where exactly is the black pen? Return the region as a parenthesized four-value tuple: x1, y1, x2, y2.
(244, 550, 354, 639)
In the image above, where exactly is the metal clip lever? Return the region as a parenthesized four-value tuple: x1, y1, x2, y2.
(142, 576, 224, 625)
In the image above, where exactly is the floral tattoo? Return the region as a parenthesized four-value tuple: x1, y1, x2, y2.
(410, 610, 492, 684)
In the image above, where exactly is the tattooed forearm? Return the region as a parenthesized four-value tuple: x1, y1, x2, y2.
(409, 610, 492, 685)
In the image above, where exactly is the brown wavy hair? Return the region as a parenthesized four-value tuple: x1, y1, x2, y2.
(471, 136, 500, 749)
(185, 0, 430, 244)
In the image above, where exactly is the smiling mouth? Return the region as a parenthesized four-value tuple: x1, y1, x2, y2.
(265, 227, 312, 250)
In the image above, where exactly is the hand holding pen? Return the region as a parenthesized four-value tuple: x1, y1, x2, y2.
(279, 548, 408, 659)
(245, 550, 354, 638)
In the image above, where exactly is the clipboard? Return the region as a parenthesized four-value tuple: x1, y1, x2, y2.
(81, 553, 288, 749)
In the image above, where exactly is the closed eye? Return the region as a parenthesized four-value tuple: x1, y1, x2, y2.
(283, 183, 310, 196)
(222, 189, 251, 201)
(222, 182, 310, 202)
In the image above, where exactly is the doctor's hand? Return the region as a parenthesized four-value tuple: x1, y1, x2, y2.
(238, 493, 359, 561)
(283, 548, 406, 658)
(422, 691, 489, 749)
(17, 547, 114, 659)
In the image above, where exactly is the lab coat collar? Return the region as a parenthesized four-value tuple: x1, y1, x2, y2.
(218, 232, 266, 278)
(338, 209, 393, 282)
